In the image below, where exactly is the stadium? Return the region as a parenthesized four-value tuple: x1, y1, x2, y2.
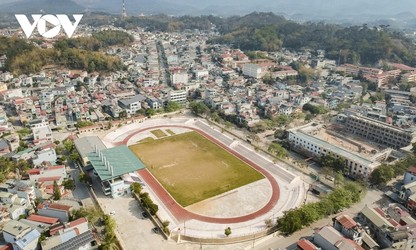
(75, 117, 306, 241)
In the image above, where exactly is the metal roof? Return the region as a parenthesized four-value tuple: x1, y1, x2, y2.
(360, 205, 393, 229)
(74, 136, 107, 161)
(51, 231, 94, 250)
(88, 145, 145, 181)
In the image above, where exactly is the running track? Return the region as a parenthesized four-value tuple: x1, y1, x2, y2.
(116, 125, 280, 224)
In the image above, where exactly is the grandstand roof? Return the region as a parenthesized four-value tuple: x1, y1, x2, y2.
(88, 145, 145, 181)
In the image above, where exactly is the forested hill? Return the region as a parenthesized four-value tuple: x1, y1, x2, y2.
(0, 30, 133, 75)
(208, 12, 416, 66)
(109, 12, 415, 66)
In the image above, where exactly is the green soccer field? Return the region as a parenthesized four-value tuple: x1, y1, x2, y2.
(129, 131, 264, 207)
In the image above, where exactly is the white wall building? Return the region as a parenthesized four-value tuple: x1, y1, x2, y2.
(288, 128, 380, 178)
(171, 72, 189, 84)
(168, 90, 187, 104)
(242, 64, 263, 79)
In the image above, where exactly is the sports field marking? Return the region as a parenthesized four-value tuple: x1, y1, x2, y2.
(130, 131, 264, 207)
(150, 129, 168, 138)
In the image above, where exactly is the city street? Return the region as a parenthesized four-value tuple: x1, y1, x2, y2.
(66, 161, 94, 207)
(251, 189, 385, 250)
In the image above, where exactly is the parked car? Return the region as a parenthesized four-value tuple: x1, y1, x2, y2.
(142, 212, 148, 219)
(152, 227, 159, 234)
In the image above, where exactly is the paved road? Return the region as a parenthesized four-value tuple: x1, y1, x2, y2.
(251, 189, 385, 250)
(67, 162, 94, 207)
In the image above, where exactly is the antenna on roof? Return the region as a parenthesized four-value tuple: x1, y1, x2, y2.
(122, 0, 127, 18)
(95, 145, 98, 154)
(111, 165, 114, 177)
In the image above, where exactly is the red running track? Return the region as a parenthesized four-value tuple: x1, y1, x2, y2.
(118, 125, 280, 224)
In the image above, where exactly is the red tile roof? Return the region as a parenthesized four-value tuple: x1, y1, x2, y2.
(38, 176, 61, 182)
(69, 217, 87, 228)
(47, 165, 65, 170)
(27, 169, 41, 175)
(408, 167, 416, 175)
(297, 239, 317, 250)
(0, 243, 13, 250)
(49, 203, 72, 212)
(27, 214, 59, 224)
(336, 215, 357, 229)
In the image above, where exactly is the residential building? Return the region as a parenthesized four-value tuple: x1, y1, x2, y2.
(313, 225, 364, 250)
(404, 167, 416, 185)
(333, 215, 364, 244)
(171, 72, 188, 84)
(3, 220, 40, 250)
(344, 114, 414, 149)
(358, 205, 416, 249)
(118, 94, 146, 115)
(27, 165, 67, 183)
(242, 63, 264, 79)
(168, 90, 187, 104)
(37, 202, 72, 223)
(32, 125, 53, 145)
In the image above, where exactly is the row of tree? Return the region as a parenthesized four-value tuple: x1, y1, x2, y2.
(277, 181, 365, 235)
(370, 155, 416, 186)
(130, 183, 159, 215)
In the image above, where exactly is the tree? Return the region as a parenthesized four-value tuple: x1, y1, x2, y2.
(69, 152, 80, 162)
(165, 101, 182, 112)
(52, 181, 61, 200)
(369, 164, 395, 186)
(274, 129, 286, 139)
(211, 112, 221, 123)
(412, 142, 416, 155)
(130, 183, 142, 194)
(79, 172, 92, 185)
(189, 101, 209, 115)
(320, 155, 345, 173)
(224, 227, 232, 237)
(268, 142, 288, 159)
(265, 218, 273, 228)
(63, 139, 74, 152)
(75, 121, 94, 128)
(145, 108, 156, 117)
(62, 179, 75, 191)
(119, 110, 127, 119)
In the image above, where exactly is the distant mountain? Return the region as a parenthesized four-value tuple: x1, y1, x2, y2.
(1, 0, 416, 26)
(0, 0, 85, 14)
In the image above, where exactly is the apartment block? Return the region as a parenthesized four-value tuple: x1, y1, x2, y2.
(345, 114, 414, 149)
(168, 90, 187, 104)
(288, 124, 387, 178)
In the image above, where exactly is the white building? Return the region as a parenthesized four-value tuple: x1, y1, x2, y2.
(404, 167, 416, 185)
(32, 148, 57, 166)
(168, 90, 187, 104)
(194, 69, 209, 79)
(242, 64, 264, 79)
(32, 125, 53, 144)
(288, 126, 381, 178)
(3, 220, 40, 250)
(118, 95, 145, 115)
(171, 72, 189, 84)
(28, 165, 66, 183)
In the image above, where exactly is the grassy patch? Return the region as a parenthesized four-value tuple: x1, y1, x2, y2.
(166, 129, 176, 136)
(129, 131, 264, 207)
(137, 137, 154, 143)
(150, 129, 168, 138)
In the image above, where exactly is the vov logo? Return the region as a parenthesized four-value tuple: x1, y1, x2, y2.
(15, 14, 83, 39)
